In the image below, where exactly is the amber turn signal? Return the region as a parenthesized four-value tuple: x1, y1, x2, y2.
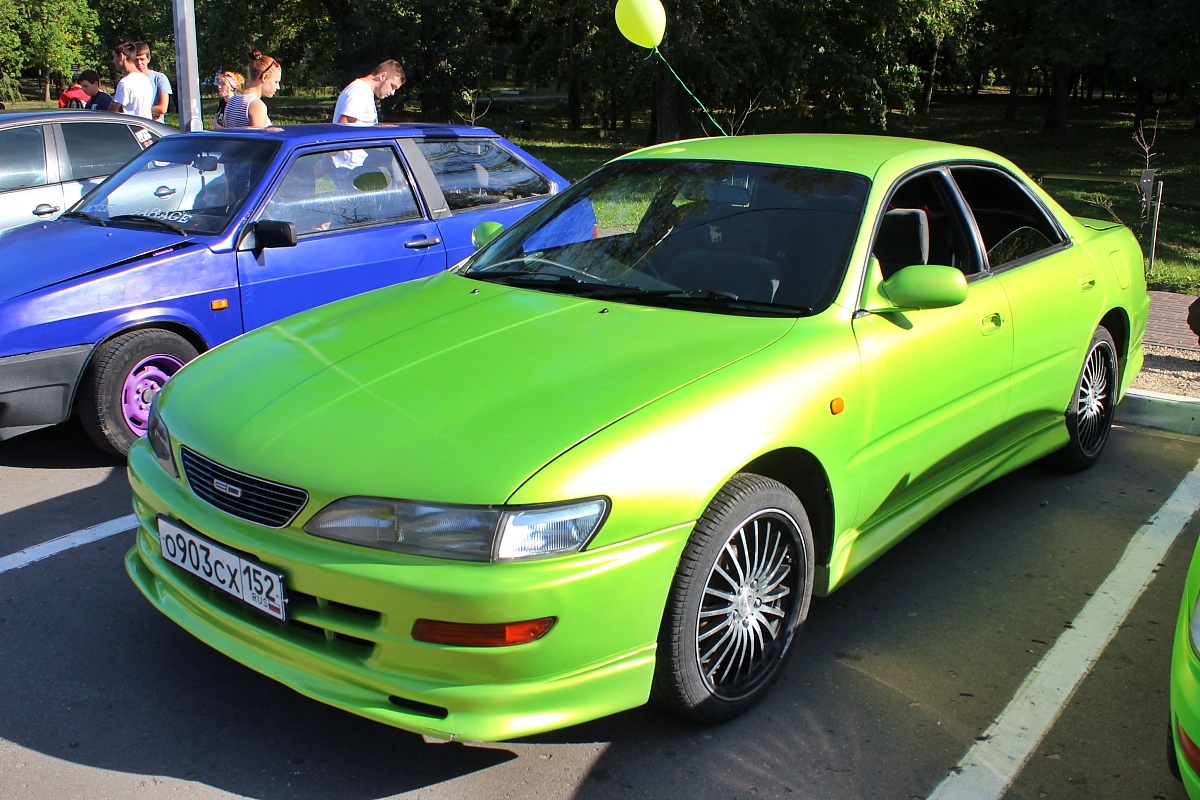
(830, 397, 845, 415)
(210, 298, 230, 310)
(412, 617, 556, 647)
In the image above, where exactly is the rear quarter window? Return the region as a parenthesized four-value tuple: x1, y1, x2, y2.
(416, 139, 550, 211)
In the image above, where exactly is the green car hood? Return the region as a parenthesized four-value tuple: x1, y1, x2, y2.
(163, 272, 794, 505)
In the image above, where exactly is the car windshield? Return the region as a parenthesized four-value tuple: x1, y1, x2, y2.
(67, 136, 279, 235)
(463, 159, 869, 316)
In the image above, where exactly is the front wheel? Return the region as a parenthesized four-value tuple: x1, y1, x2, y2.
(1056, 327, 1118, 472)
(652, 473, 814, 722)
(79, 329, 198, 457)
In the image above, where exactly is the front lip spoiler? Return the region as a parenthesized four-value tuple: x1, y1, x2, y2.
(0, 344, 91, 433)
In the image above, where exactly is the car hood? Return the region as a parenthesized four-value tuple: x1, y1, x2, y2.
(0, 219, 198, 303)
(163, 271, 794, 506)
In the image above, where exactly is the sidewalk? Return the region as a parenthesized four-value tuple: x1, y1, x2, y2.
(1117, 290, 1200, 435)
(1145, 290, 1198, 351)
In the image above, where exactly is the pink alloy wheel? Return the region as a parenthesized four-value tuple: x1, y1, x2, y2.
(121, 354, 185, 436)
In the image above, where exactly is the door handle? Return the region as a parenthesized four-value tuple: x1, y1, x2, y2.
(980, 312, 1004, 335)
(32, 204, 60, 216)
(1079, 273, 1097, 292)
(404, 237, 443, 249)
(154, 186, 177, 198)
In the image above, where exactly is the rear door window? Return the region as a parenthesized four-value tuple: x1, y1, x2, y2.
(60, 121, 142, 180)
(0, 125, 48, 191)
(416, 139, 550, 211)
(950, 167, 1065, 269)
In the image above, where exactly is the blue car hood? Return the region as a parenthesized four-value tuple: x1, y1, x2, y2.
(0, 219, 200, 304)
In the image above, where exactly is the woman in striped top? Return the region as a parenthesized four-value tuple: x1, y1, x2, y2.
(223, 48, 281, 128)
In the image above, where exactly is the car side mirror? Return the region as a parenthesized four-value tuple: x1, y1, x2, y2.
(255, 220, 298, 249)
(472, 221, 504, 249)
(879, 264, 968, 310)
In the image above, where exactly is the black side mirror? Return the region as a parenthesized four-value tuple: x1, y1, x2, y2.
(255, 220, 298, 249)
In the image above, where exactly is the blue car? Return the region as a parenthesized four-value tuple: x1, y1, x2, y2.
(0, 124, 566, 455)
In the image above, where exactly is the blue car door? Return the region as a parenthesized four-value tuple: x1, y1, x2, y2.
(237, 144, 448, 330)
(412, 138, 558, 267)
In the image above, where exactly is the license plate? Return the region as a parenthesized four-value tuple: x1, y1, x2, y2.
(157, 517, 288, 621)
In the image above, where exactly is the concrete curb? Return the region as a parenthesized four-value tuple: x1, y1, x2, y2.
(1116, 389, 1200, 435)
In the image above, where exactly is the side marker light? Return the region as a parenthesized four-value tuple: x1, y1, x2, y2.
(830, 398, 845, 415)
(211, 298, 229, 310)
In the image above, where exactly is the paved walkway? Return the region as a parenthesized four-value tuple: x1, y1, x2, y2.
(1146, 290, 1198, 351)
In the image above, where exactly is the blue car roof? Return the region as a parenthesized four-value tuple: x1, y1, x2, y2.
(174, 123, 502, 147)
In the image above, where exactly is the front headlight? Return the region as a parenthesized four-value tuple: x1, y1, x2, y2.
(146, 401, 177, 478)
(302, 496, 608, 562)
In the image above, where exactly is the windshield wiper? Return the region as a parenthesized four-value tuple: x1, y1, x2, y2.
(586, 286, 814, 316)
(108, 214, 186, 235)
(60, 210, 107, 227)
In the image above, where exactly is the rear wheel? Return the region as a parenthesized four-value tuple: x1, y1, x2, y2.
(652, 473, 814, 722)
(1056, 327, 1118, 472)
(79, 329, 198, 457)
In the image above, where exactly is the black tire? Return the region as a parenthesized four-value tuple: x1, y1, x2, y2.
(79, 329, 198, 457)
(1055, 327, 1118, 472)
(651, 473, 814, 722)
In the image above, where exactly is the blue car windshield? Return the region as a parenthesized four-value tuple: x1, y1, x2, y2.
(464, 159, 870, 315)
(70, 136, 280, 235)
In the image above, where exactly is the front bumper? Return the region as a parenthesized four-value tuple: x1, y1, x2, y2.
(126, 441, 691, 741)
(0, 344, 91, 431)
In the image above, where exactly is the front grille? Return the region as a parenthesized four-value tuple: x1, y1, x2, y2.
(180, 447, 308, 527)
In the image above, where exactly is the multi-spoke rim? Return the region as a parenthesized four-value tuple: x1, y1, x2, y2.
(1075, 339, 1116, 456)
(695, 508, 802, 700)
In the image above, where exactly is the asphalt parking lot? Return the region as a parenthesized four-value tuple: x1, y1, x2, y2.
(1, 418, 1198, 800)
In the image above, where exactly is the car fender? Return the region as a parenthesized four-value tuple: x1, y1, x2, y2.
(507, 310, 864, 558)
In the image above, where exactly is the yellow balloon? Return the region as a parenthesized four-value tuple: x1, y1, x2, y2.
(615, 0, 666, 49)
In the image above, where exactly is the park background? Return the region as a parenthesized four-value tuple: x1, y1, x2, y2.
(1, 0, 1198, 291)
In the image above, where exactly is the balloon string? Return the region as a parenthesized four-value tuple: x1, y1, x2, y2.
(652, 47, 728, 137)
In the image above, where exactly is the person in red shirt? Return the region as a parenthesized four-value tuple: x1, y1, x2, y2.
(58, 76, 89, 108)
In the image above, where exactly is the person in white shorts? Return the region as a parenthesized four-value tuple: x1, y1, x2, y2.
(109, 41, 153, 119)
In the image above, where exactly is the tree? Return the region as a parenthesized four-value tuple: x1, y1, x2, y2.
(13, 0, 100, 100)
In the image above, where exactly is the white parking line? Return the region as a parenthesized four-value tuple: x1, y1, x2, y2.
(928, 458, 1200, 800)
(0, 515, 138, 575)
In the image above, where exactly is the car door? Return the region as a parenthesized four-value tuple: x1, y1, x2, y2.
(948, 166, 1102, 430)
(56, 119, 158, 210)
(237, 144, 448, 330)
(411, 137, 556, 266)
(0, 123, 66, 231)
(849, 168, 1013, 535)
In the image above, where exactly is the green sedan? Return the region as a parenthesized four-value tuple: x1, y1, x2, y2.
(126, 134, 1148, 741)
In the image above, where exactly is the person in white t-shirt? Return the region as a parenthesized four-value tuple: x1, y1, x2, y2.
(135, 42, 173, 122)
(109, 41, 154, 119)
(332, 60, 405, 125)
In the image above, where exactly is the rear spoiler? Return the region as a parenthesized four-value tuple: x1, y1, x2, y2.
(1034, 170, 1163, 274)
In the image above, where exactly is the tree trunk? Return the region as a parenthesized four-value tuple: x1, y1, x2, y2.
(650, 61, 689, 144)
(1006, 78, 1020, 121)
(920, 44, 939, 114)
(1133, 84, 1154, 130)
(566, 5, 581, 131)
(1043, 63, 1070, 135)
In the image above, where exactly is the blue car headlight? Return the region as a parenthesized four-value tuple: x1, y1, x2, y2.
(302, 496, 608, 562)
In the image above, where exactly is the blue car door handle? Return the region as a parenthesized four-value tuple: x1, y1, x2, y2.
(404, 237, 443, 249)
